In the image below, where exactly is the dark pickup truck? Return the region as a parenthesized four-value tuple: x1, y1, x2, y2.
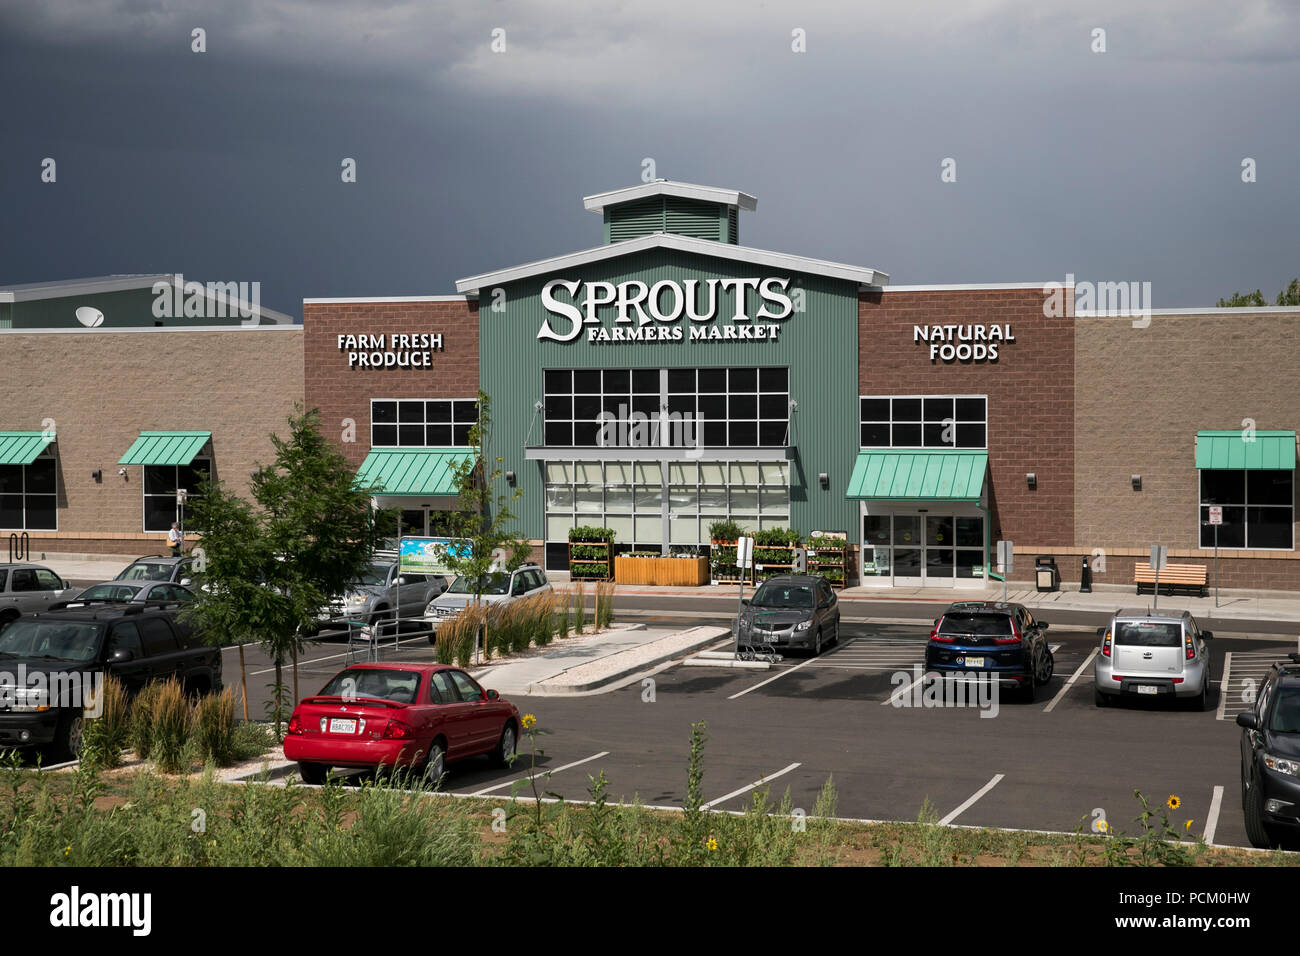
(0, 602, 221, 760)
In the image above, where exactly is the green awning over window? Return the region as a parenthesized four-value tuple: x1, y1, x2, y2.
(356, 448, 473, 497)
(0, 431, 55, 465)
(1195, 430, 1296, 470)
(118, 431, 212, 466)
(846, 449, 988, 501)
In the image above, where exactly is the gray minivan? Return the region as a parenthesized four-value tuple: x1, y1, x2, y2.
(1094, 608, 1214, 709)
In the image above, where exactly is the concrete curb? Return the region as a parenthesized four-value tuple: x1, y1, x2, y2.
(522, 626, 730, 695)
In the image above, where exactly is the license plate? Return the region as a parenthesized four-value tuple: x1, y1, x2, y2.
(1136, 685, 1158, 696)
(328, 718, 357, 734)
(963, 656, 985, 668)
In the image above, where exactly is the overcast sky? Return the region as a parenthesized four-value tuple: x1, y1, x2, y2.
(2, 0, 1298, 316)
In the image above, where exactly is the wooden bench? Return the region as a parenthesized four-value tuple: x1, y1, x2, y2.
(1134, 562, 1207, 597)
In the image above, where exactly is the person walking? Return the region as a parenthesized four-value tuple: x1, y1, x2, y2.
(167, 522, 183, 557)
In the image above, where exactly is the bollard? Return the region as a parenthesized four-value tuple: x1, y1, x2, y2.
(1079, 556, 1092, 593)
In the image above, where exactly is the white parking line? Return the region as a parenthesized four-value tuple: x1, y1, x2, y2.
(703, 762, 801, 809)
(1215, 651, 1233, 720)
(467, 751, 610, 796)
(883, 669, 928, 706)
(1043, 648, 1099, 714)
(1204, 785, 1224, 845)
(938, 773, 1004, 825)
(728, 657, 819, 700)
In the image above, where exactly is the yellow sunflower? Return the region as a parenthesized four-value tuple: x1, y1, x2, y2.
(706, 837, 719, 852)
(1185, 819, 1194, 832)
(1166, 795, 1181, 811)
(521, 714, 536, 730)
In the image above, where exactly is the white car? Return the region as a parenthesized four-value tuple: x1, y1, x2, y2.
(423, 565, 552, 641)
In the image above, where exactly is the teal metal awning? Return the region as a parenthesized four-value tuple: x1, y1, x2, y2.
(118, 431, 212, 466)
(356, 447, 474, 497)
(846, 449, 988, 501)
(1195, 430, 1296, 469)
(0, 431, 55, 465)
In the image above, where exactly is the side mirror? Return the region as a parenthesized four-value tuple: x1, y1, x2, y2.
(486, 689, 500, 701)
(180, 578, 192, 587)
(1039, 622, 1050, 630)
(110, 648, 135, 663)
(1201, 630, 1214, 640)
(740, 598, 750, 606)
(1235, 712, 1258, 730)
(1095, 626, 1106, 637)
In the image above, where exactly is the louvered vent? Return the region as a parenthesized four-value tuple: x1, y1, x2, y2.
(727, 206, 739, 244)
(605, 197, 727, 243)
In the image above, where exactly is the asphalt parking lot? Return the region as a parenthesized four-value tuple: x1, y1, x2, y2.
(261, 617, 1300, 852)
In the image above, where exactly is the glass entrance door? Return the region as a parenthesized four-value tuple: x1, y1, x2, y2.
(891, 515, 923, 586)
(861, 509, 985, 587)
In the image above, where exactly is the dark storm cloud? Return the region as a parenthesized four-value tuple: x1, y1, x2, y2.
(2, 0, 1298, 315)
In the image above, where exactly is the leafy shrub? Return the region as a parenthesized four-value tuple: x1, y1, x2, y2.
(79, 676, 130, 770)
(129, 681, 163, 760)
(193, 688, 238, 766)
(707, 519, 745, 542)
(150, 679, 192, 775)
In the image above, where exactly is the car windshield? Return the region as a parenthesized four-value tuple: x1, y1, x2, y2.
(939, 612, 1013, 636)
(77, 584, 142, 602)
(1114, 621, 1182, 647)
(351, 565, 390, 587)
(319, 668, 420, 704)
(448, 574, 509, 596)
(119, 562, 173, 582)
(751, 584, 813, 609)
(0, 620, 102, 662)
(1269, 685, 1300, 734)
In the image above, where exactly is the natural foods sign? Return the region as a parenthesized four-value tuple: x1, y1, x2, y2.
(915, 324, 1015, 363)
(538, 277, 795, 344)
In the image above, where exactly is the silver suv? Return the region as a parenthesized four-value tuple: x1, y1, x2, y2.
(424, 565, 552, 635)
(0, 563, 72, 625)
(317, 562, 448, 632)
(1094, 608, 1215, 709)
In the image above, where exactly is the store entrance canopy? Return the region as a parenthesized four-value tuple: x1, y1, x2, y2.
(846, 449, 988, 501)
(118, 430, 211, 466)
(0, 431, 55, 465)
(356, 448, 474, 496)
(1195, 430, 1296, 469)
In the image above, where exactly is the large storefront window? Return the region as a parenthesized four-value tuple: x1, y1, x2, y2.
(144, 459, 210, 532)
(860, 395, 987, 448)
(0, 456, 57, 530)
(371, 399, 478, 447)
(861, 510, 985, 585)
(1199, 469, 1294, 549)
(544, 367, 789, 448)
(543, 459, 790, 569)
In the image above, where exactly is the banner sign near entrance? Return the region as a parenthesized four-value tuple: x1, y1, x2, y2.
(399, 536, 470, 575)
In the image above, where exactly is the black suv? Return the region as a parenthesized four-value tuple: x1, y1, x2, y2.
(0, 603, 221, 760)
(925, 601, 1054, 703)
(1236, 653, 1300, 848)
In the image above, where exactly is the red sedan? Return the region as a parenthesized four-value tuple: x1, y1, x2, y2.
(283, 663, 521, 785)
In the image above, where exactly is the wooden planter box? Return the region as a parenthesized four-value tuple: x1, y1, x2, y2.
(615, 555, 709, 587)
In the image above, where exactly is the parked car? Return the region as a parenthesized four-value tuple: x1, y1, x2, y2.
(1236, 653, 1300, 848)
(423, 565, 553, 642)
(1093, 608, 1213, 709)
(283, 662, 521, 785)
(317, 562, 448, 633)
(734, 575, 841, 656)
(60, 581, 196, 607)
(0, 602, 221, 759)
(116, 555, 196, 586)
(925, 601, 1054, 703)
(0, 563, 73, 625)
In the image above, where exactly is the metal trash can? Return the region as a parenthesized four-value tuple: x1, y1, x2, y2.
(1035, 555, 1059, 592)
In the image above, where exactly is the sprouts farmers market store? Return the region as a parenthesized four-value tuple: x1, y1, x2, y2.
(305, 179, 1300, 591)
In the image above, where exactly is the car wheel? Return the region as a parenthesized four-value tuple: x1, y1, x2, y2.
(1019, 675, 1036, 704)
(1243, 773, 1277, 849)
(298, 762, 328, 785)
(53, 710, 85, 762)
(0, 609, 18, 627)
(421, 740, 447, 789)
(813, 629, 823, 657)
(492, 722, 517, 768)
(1189, 682, 1208, 712)
(830, 620, 840, 646)
(1038, 647, 1055, 685)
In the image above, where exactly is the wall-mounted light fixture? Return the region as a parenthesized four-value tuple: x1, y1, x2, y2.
(118, 467, 128, 479)
(1131, 474, 1142, 491)
(1026, 472, 1037, 490)
(818, 472, 829, 489)
(91, 470, 102, 483)
(506, 471, 516, 485)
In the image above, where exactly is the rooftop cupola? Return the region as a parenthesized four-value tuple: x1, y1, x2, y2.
(583, 180, 757, 245)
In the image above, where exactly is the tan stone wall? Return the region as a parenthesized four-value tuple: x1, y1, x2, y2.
(0, 326, 303, 552)
(1074, 311, 1300, 589)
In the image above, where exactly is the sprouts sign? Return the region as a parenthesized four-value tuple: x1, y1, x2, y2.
(538, 277, 796, 344)
(915, 324, 1016, 363)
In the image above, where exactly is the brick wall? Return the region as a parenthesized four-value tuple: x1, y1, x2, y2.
(858, 288, 1075, 547)
(302, 300, 479, 467)
(0, 326, 303, 551)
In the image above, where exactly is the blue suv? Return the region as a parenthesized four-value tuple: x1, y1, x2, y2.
(924, 602, 1054, 703)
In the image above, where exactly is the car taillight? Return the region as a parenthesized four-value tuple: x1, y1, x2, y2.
(930, 617, 954, 642)
(1185, 634, 1196, 660)
(287, 714, 302, 735)
(382, 719, 411, 740)
(1102, 631, 1112, 657)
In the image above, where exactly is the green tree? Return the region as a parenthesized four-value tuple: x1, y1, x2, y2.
(185, 407, 389, 737)
(436, 391, 530, 663)
(1217, 289, 1267, 307)
(1276, 279, 1300, 306)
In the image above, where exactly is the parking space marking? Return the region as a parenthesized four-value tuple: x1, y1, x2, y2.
(1217, 649, 1292, 721)
(466, 751, 610, 796)
(728, 657, 819, 699)
(1204, 785, 1224, 845)
(702, 762, 801, 809)
(938, 773, 1004, 825)
(1043, 647, 1099, 714)
(1215, 652, 1233, 720)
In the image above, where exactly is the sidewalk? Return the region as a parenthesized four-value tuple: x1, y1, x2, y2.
(469, 622, 728, 696)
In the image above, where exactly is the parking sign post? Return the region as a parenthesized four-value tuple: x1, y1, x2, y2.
(1208, 507, 1223, 607)
(1149, 544, 1168, 611)
(734, 536, 754, 656)
(996, 540, 1013, 603)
